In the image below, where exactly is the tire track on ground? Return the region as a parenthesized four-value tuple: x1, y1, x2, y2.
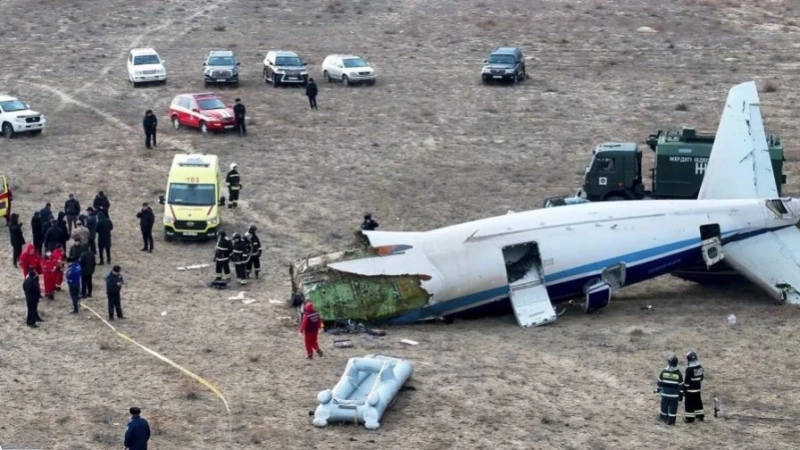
(74, 0, 234, 95)
(21, 80, 195, 154)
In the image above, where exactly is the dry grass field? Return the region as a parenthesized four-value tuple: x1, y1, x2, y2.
(3, 0, 800, 448)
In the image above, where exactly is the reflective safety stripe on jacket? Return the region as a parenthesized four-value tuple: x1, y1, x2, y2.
(683, 364, 704, 393)
(658, 368, 684, 397)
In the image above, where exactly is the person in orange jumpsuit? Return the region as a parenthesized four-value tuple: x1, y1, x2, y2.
(299, 302, 324, 359)
(52, 244, 65, 291)
(18, 243, 41, 280)
(41, 251, 59, 299)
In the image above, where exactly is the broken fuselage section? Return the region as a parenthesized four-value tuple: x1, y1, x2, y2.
(290, 237, 433, 324)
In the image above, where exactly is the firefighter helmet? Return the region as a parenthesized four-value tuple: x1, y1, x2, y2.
(686, 351, 698, 362)
(668, 354, 679, 367)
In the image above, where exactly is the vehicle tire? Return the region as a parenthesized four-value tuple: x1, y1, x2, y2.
(200, 121, 208, 135)
(342, 75, 350, 87)
(273, 77, 280, 88)
(30, 130, 42, 136)
(2, 122, 14, 138)
(131, 80, 138, 88)
(366, 80, 376, 86)
(605, 195, 628, 201)
(481, 78, 489, 85)
(172, 115, 180, 130)
(323, 71, 331, 83)
(164, 233, 174, 243)
(204, 81, 209, 88)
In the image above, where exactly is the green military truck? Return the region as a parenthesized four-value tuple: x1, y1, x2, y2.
(575, 127, 786, 201)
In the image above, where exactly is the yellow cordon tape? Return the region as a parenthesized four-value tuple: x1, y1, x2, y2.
(80, 302, 232, 434)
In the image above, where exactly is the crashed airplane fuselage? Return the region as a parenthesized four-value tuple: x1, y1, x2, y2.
(291, 81, 800, 327)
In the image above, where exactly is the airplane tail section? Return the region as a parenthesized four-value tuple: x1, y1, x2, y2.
(697, 81, 778, 200)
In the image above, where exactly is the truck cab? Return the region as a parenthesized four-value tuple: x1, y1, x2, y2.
(577, 127, 787, 202)
(577, 143, 644, 201)
(158, 154, 225, 241)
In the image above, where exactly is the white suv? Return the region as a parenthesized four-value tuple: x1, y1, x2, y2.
(127, 48, 167, 87)
(0, 95, 46, 138)
(321, 55, 376, 86)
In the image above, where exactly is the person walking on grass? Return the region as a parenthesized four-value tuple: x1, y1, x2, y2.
(299, 302, 324, 359)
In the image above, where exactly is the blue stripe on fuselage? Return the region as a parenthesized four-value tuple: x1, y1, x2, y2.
(387, 225, 792, 324)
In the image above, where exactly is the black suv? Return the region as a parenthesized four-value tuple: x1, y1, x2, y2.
(481, 47, 526, 84)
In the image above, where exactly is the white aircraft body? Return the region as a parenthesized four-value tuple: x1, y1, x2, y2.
(293, 81, 800, 327)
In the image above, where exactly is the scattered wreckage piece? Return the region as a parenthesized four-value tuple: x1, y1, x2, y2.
(177, 263, 211, 271)
(312, 354, 414, 430)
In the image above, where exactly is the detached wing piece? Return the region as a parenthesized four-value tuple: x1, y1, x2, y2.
(723, 226, 800, 304)
(697, 80, 778, 200)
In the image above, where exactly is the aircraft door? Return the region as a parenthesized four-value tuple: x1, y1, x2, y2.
(700, 223, 724, 267)
(502, 242, 557, 327)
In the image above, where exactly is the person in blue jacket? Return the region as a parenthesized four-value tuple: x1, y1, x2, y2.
(124, 406, 150, 450)
(65, 260, 82, 313)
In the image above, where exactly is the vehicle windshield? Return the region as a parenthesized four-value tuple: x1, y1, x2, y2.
(0, 100, 27, 112)
(343, 58, 367, 68)
(488, 54, 516, 65)
(167, 183, 216, 206)
(208, 56, 235, 66)
(276, 56, 302, 66)
(197, 98, 226, 110)
(133, 54, 161, 65)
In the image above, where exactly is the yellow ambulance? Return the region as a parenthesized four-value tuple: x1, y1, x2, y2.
(0, 175, 10, 222)
(158, 154, 224, 241)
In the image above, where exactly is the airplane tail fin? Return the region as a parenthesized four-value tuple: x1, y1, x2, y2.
(697, 81, 778, 200)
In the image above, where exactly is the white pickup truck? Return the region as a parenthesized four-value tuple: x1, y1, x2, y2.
(0, 95, 46, 138)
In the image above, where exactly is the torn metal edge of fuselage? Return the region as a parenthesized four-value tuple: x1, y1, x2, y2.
(288, 230, 435, 308)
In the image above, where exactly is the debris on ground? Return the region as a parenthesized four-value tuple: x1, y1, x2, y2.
(727, 314, 737, 325)
(229, 292, 247, 301)
(333, 339, 353, 348)
(400, 339, 419, 346)
(177, 263, 211, 271)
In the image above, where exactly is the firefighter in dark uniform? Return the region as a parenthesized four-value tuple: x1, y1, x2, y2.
(213, 231, 233, 285)
(656, 354, 683, 425)
(242, 232, 252, 279)
(225, 163, 241, 209)
(231, 233, 248, 285)
(682, 351, 705, 422)
(247, 225, 262, 279)
(233, 98, 246, 136)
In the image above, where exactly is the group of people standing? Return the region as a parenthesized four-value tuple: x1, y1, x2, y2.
(8, 191, 130, 327)
(213, 224, 262, 286)
(656, 351, 706, 425)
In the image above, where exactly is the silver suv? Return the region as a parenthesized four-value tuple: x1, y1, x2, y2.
(203, 50, 240, 86)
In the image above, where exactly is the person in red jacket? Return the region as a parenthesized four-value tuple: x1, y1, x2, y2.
(41, 251, 59, 299)
(18, 243, 41, 279)
(299, 302, 324, 359)
(52, 244, 65, 291)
